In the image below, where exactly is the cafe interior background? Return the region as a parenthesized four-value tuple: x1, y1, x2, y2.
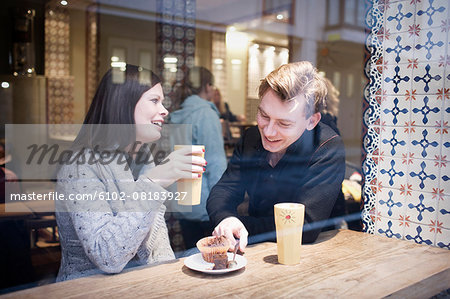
(0, 0, 448, 292)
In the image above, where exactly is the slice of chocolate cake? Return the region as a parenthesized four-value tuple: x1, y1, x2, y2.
(212, 253, 228, 270)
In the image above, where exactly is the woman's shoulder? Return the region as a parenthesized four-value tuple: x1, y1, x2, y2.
(56, 149, 100, 180)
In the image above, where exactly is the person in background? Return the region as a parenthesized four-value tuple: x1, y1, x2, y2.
(321, 77, 346, 229)
(169, 66, 227, 249)
(212, 88, 246, 123)
(56, 65, 206, 281)
(0, 141, 21, 204)
(206, 61, 346, 252)
(0, 141, 34, 290)
(321, 78, 340, 135)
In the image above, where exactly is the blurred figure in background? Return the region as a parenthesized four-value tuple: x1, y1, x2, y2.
(0, 141, 21, 203)
(321, 78, 340, 135)
(321, 78, 346, 229)
(169, 66, 227, 249)
(0, 141, 34, 290)
(212, 88, 246, 123)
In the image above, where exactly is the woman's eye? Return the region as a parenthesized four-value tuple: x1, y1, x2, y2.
(150, 99, 158, 104)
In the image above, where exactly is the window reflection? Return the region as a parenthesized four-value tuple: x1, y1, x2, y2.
(0, 0, 369, 290)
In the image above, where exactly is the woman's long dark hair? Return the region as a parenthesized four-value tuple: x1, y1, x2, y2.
(84, 64, 161, 125)
(73, 64, 161, 151)
(170, 66, 214, 111)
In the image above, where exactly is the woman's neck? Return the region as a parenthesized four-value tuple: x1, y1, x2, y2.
(125, 141, 144, 160)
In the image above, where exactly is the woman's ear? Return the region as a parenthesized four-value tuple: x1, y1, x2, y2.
(306, 112, 321, 130)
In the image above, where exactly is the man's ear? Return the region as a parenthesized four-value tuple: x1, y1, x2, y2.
(306, 112, 321, 130)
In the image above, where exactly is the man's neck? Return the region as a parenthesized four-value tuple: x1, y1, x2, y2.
(267, 150, 286, 168)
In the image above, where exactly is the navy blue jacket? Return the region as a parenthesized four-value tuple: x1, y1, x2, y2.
(206, 122, 345, 243)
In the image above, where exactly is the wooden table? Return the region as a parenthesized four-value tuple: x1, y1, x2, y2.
(3, 229, 450, 298)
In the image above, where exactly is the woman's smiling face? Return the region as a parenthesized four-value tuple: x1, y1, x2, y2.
(134, 83, 168, 143)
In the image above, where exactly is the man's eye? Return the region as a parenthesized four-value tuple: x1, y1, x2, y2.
(279, 122, 291, 127)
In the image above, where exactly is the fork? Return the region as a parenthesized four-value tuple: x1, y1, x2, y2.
(228, 240, 240, 268)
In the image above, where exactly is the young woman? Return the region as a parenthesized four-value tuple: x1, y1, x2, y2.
(55, 65, 206, 281)
(169, 66, 227, 249)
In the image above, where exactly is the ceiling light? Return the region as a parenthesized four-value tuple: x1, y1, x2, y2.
(163, 57, 178, 63)
(111, 61, 126, 68)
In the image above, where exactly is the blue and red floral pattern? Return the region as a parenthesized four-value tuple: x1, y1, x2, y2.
(364, 0, 449, 249)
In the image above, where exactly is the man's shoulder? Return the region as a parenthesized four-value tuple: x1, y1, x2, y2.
(241, 126, 261, 146)
(228, 125, 261, 158)
(316, 122, 343, 148)
(309, 123, 345, 166)
(244, 125, 259, 135)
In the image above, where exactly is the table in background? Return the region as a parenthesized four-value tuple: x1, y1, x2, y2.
(0, 203, 34, 221)
(1, 201, 57, 247)
(229, 121, 256, 137)
(3, 229, 449, 298)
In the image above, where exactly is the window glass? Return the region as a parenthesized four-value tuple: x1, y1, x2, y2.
(344, 0, 357, 25)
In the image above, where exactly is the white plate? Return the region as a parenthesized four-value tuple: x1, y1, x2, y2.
(184, 252, 247, 274)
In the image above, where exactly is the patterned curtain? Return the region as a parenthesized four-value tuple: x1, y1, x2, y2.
(85, 3, 99, 110)
(156, 0, 196, 253)
(45, 0, 74, 127)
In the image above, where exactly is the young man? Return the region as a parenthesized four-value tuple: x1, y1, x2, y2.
(206, 61, 346, 252)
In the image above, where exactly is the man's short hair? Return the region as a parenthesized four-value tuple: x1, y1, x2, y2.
(258, 61, 327, 118)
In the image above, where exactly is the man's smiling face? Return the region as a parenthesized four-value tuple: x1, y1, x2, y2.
(256, 88, 319, 154)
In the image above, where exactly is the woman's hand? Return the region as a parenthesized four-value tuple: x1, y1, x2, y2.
(143, 146, 206, 188)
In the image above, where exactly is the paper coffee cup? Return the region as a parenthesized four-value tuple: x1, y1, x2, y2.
(274, 203, 305, 265)
(174, 145, 204, 206)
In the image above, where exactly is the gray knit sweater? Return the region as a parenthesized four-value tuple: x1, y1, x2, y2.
(55, 150, 175, 281)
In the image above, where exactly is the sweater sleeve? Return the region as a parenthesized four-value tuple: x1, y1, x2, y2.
(148, 214, 176, 263)
(237, 135, 346, 243)
(56, 162, 170, 274)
